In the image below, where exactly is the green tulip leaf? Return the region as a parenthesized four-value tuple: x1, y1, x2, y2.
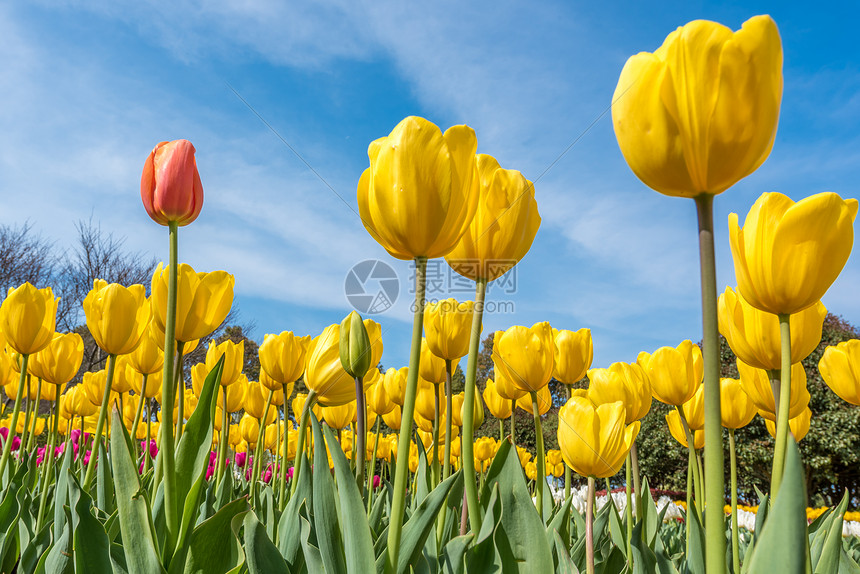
(179, 497, 248, 574)
(243, 509, 290, 574)
(277, 452, 311, 570)
(309, 413, 348, 573)
(70, 473, 113, 573)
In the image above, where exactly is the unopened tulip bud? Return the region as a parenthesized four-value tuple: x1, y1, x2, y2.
(340, 311, 372, 379)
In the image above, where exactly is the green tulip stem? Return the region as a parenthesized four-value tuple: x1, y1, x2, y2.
(432, 382, 441, 487)
(499, 419, 504, 442)
(510, 399, 516, 448)
(767, 370, 781, 413)
(290, 390, 316, 496)
(530, 390, 546, 520)
(216, 387, 230, 487)
(18, 375, 32, 463)
(443, 359, 453, 482)
(145, 401, 153, 474)
(771, 313, 793, 498)
(460, 276, 488, 535)
(83, 353, 117, 492)
(564, 385, 572, 504)
(385, 256, 428, 573)
(36, 382, 62, 530)
(130, 375, 148, 457)
(158, 220, 181, 557)
(678, 408, 702, 520)
(630, 440, 641, 503)
(77, 415, 85, 476)
(367, 417, 381, 512)
(174, 342, 186, 440)
(694, 194, 727, 574)
(625, 452, 633, 569)
(278, 384, 290, 511)
(729, 429, 740, 574)
(252, 389, 275, 493)
(26, 377, 42, 453)
(586, 476, 596, 574)
(355, 375, 367, 495)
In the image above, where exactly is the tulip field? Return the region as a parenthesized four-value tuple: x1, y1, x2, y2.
(3, 12, 860, 574)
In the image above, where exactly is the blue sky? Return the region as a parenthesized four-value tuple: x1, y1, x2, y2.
(1, 0, 859, 371)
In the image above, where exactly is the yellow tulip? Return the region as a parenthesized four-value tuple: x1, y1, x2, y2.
(367, 379, 394, 416)
(322, 401, 357, 431)
(292, 392, 322, 421)
(445, 154, 541, 281)
(131, 367, 161, 399)
(681, 384, 705, 431)
(719, 378, 757, 429)
(111, 356, 138, 394)
(81, 370, 118, 408)
(424, 299, 474, 361)
(64, 385, 98, 417)
(306, 324, 357, 407)
(516, 386, 552, 416)
(587, 361, 651, 424)
(474, 436, 495, 463)
(736, 359, 808, 422)
(719, 286, 825, 371)
(638, 340, 702, 406)
(546, 450, 565, 479)
(765, 407, 810, 442)
(239, 413, 260, 444)
(151, 263, 234, 343)
(553, 328, 593, 385)
(382, 405, 402, 431)
(491, 365, 526, 402)
(419, 338, 447, 384)
(820, 340, 860, 405)
(0, 349, 13, 387)
(492, 323, 554, 394)
(666, 409, 705, 449)
(612, 16, 782, 198)
(482, 378, 512, 420)
(558, 396, 639, 478)
(126, 321, 164, 376)
(244, 380, 280, 423)
(415, 378, 444, 422)
(383, 367, 408, 407)
(452, 391, 484, 428)
(259, 331, 310, 387)
(83, 281, 149, 356)
(357, 116, 478, 260)
(359, 317, 384, 378)
(205, 339, 244, 387)
(0, 283, 58, 355)
(148, 318, 199, 354)
(28, 332, 83, 386)
(729, 192, 858, 315)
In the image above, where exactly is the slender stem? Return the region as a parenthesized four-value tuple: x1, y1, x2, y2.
(367, 417, 380, 512)
(631, 441, 641, 503)
(459, 489, 468, 535)
(130, 375, 148, 456)
(217, 387, 229, 486)
(626, 453, 633, 569)
(531, 390, 545, 521)
(730, 430, 740, 574)
(432, 382, 441, 487)
(771, 314, 792, 498)
(564, 385, 571, 503)
(0, 355, 28, 483)
(279, 383, 290, 511)
(83, 353, 117, 491)
(26, 377, 42, 453)
(386, 257, 427, 573)
(679, 408, 702, 521)
(252, 389, 274, 492)
(145, 401, 152, 474)
(586, 476, 596, 574)
(174, 342, 186, 440)
(459, 277, 488, 536)
(36, 382, 62, 530)
(510, 399, 516, 448)
(160, 221, 180, 556)
(443, 360, 453, 482)
(355, 375, 367, 495)
(694, 194, 726, 574)
(290, 390, 316, 495)
(499, 419, 504, 442)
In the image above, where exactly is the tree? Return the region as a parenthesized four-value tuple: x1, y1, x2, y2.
(0, 222, 56, 295)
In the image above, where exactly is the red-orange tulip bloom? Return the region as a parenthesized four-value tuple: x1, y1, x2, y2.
(141, 139, 204, 227)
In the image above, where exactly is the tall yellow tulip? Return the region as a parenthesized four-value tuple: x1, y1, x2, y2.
(681, 384, 705, 431)
(305, 324, 356, 407)
(553, 328, 593, 384)
(719, 378, 756, 430)
(0, 283, 58, 356)
(612, 16, 782, 198)
(424, 299, 474, 361)
(445, 154, 541, 281)
(259, 331, 311, 386)
(356, 116, 478, 260)
(638, 340, 702, 406)
(83, 281, 149, 356)
(126, 320, 164, 375)
(322, 401, 356, 431)
(736, 359, 808, 421)
(151, 263, 234, 342)
(28, 332, 84, 386)
(515, 386, 551, 416)
(666, 410, 705, 449)
(482, 378, 512, 420)
(729, 192, 858, 316)
(587, 362, 651, 424)
(419, 338, 447, 384)
(820, 340, 860, 405)
(765, 407, 810, 442)
(719, 286, 825, 371)
(382, 367, 408, 407)
(492, 323, 554, 393)
(367, 379, 394, 416)
(557, 396, 639, 478)
(205, 339, 244, 387)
